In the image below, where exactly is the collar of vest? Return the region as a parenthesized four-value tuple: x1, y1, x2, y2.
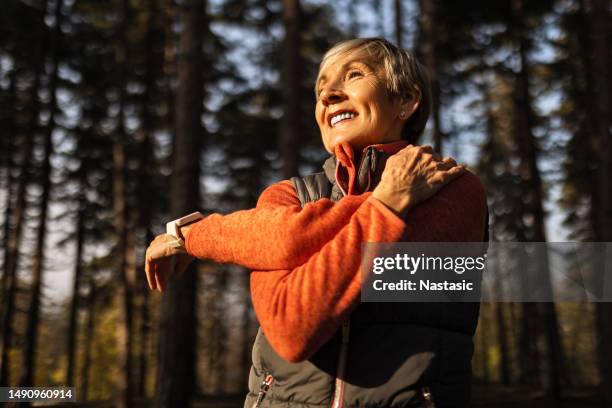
(322, 140, 410, 195)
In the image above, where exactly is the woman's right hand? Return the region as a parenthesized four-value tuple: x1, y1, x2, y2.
(372, 144, 465, 217)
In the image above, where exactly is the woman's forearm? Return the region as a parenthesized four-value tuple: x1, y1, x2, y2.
(184, 180, 374, 270)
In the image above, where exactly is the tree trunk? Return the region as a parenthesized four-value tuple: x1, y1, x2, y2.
(134, 4, 158, 384)
(113, 0, 134, 405)
(240, 275, 253, 392)
(394, 0, 402, 48)
(162, 0, 177, 142)
(418, 0, 442, 153)
(80, 268, 97, 402)
(113, 111, 133, 408)
(154, 0, 204, 405)
(496, 303, 511, 385)
(19, 0, 63, 390)
(66, 165, 86, 387)
(0, 63, 17, 317)
(511, 0, 565, 399)
(519, 303, 541, 385)
(0, 89, 33, 387)
(136, 2, 160, 397)
(479, 310, 490, 383)
(138, 233, 152, 398)
(480, 81, 512, 385)
(125, 224, 138, 391)
(279, 0, 302, 179)
(589, 0, 612, 404)
(0, 0, 49, 387)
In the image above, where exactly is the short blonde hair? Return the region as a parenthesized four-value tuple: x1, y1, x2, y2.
(315, 38, 431, 144)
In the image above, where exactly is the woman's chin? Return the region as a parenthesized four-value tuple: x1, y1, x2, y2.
(326, 135, 365, 152)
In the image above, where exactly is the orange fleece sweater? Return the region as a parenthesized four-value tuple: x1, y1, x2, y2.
(185, 142, 487, 363)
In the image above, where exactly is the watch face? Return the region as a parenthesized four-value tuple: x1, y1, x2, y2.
(169, 221, 182, 238)
(166, 222, 175, 237)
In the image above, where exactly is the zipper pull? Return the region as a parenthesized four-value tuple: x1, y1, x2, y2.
(420, 386, 436, 408)
(253, 374, 274, 408)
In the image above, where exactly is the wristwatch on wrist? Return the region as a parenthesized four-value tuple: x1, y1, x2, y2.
(166, 211, 204, 249)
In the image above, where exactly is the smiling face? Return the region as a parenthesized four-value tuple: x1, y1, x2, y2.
(315, 50, 410, 153)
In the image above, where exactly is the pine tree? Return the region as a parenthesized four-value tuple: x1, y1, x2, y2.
(154, 0, 204, 405)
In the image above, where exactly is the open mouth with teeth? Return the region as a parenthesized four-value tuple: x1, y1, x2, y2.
(330, 111, 357, 127)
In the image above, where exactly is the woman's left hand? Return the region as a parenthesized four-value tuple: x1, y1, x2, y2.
(144, 234, 195, 292)
(372, 144, 465, 216)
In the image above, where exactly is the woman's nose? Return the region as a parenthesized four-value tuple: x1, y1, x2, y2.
(319, 87, 347, 106)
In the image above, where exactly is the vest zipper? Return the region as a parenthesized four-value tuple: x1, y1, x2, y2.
(253, 373, 274, 408)
(330, 320, 350, 408)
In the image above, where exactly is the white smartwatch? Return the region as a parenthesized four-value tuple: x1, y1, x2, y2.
(166, 211, 204, 249)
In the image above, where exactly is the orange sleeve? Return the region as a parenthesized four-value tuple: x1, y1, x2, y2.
(251, 171, 487, 363)
(184, 180, 373, 270)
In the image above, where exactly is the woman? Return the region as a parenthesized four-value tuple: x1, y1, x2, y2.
(145, 38, 488, 408)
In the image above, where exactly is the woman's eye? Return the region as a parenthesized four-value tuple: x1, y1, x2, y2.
(347, 70, 363, 80)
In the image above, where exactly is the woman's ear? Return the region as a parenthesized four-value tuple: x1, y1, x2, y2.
(398, 86, 422, 120)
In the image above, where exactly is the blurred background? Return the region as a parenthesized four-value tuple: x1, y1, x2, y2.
(0, 0, 611, 407)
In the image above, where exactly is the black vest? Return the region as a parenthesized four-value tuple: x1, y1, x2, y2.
(244, 146, 489, 408)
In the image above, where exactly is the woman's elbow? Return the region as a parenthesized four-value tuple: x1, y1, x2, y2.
(279, 346, 312, 364)
(266, 329, 314, 363)
(274, 238, 312, 269)
(260, 312, 319, 363)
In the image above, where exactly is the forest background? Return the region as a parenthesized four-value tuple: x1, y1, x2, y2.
(0, 0, 611, 407)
